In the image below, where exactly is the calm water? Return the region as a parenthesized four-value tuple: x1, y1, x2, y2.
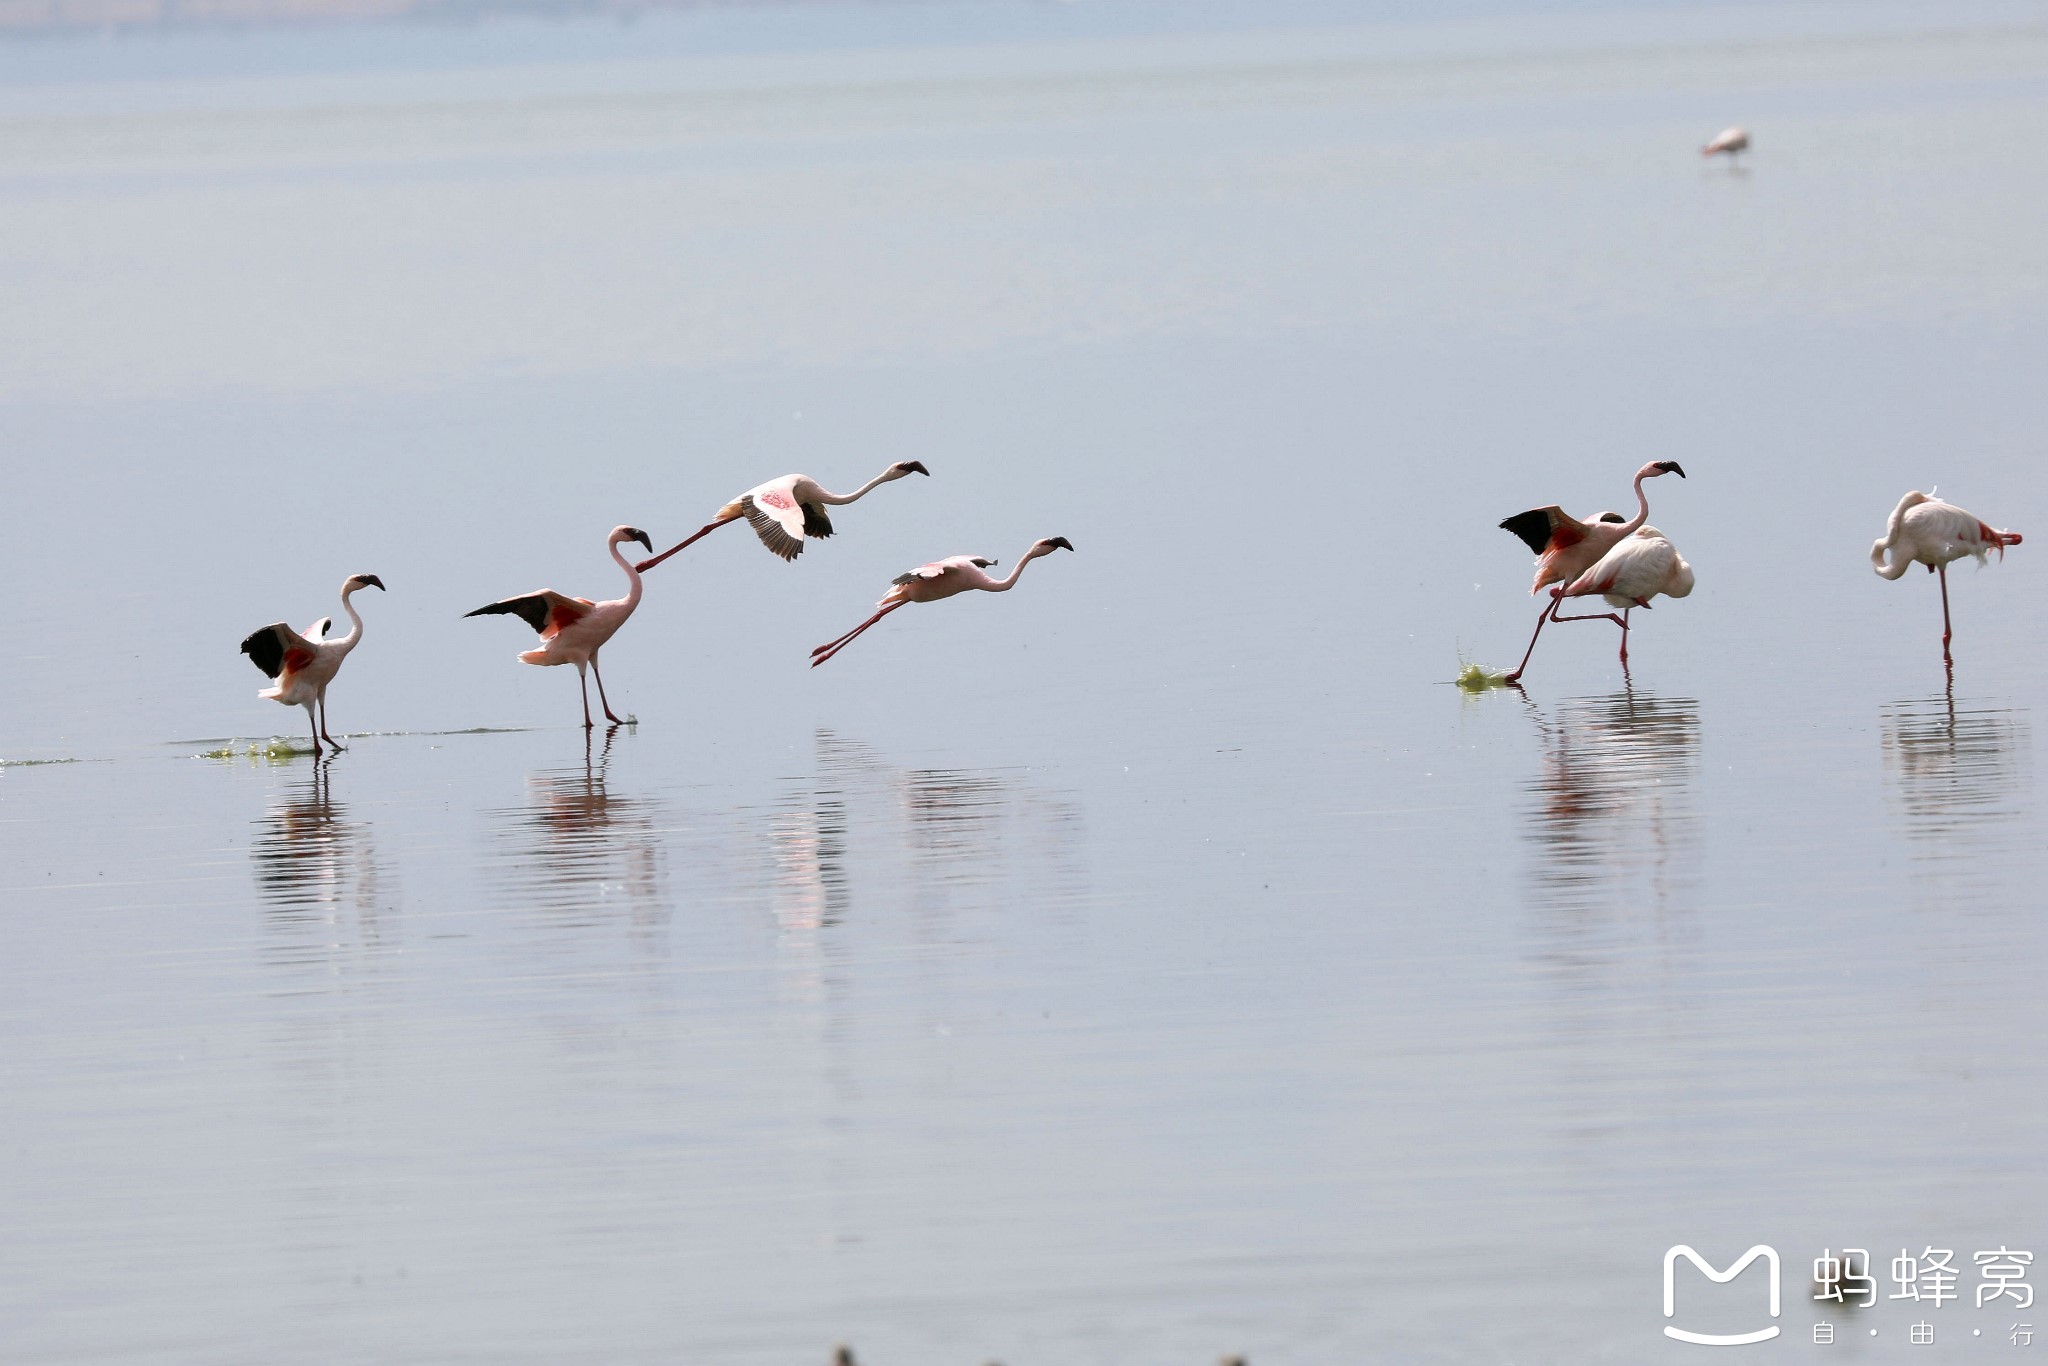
(4, 2, 2048, 1360)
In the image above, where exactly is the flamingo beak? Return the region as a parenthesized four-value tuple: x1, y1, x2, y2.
(1048, 536, 1074, 551)
(1656, 461, 1686, 478)
(361, 574, 386, 591)
(902, 461, 930, 476)
(630, 530, 653, 553)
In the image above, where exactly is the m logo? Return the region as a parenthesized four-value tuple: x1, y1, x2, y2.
(1663, 1245, 1781, 1345)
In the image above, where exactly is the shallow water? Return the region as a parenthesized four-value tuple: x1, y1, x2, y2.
(4, 1, 2048, 1360)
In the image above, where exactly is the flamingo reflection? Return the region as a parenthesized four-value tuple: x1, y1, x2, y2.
(1879, 690, 2030, 878)
(250, 755, 392, 965)
(489, 727, 668, 928)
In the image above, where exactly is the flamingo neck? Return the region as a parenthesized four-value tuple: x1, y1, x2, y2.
(1617, 471, 1653, 538)
(814, 467, 896, 506)
(610, 538, 644, 609)
(330, 587, 366, 650)
(982, 546, 1046, 593)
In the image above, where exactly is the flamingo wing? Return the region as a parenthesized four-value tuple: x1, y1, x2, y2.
(738, 481, 810, 561)
(890, 556, 979, 586)
(1500, 506, 1581, 557)
(241, 622, 318, 679)
(465, 590, 592, 638)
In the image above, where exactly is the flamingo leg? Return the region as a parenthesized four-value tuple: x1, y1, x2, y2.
(1938, 562, 1954, 659)
(811, 604, 903, 668)
(590, 652, 625, 726)
(1618, 608, 1631, 662)
(636, 515, 739, 573)
(1502, 595, 1557, 685)
(576, 663, 594, 731)
(305, 702, 322, 757)
(318, 692, 345, 751)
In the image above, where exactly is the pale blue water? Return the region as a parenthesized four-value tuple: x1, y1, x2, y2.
(3, 2, 2048, 1360)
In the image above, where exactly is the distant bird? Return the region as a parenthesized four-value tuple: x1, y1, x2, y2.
(1555, 525, 1695, 666)
(1702, 126, 1749, 160)
(1871, 491, 2022, 661)
(811, 537, 1073, 667)
(1498, 461, 1686, 683)
(466, 525, 652, 729)
(239, 573, 385, 755)
(637, 462, 930, 571)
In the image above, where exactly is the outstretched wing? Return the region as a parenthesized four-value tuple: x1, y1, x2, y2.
(241, 622, 317, 679)
(801, 502, 834, 539)
(465, 590, 592, 638)
(1499, 506, 1581, 557)
(739, 487, 809, 561)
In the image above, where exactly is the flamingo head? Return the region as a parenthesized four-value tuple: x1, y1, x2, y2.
(612, 526, 654, 553)
(1034, 536, 1075, 555)
(346, 573, 386, 593)
(892, 461, 930, 478)
(1640, 460, 1686, 480)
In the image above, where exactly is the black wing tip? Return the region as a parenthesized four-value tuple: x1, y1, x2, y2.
(239, 623, 288, 678)
(1499, 510, 1552, 556)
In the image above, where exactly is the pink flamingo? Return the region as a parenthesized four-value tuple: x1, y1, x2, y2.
(637, 463, 929, 571)
(466, 525, 652, 729)
(1871, 491, 2022, 661)
(1702, 127, 1749, 161)
(1554, 525, 1695, 667)
(811, 537, 1073, 667)
(1498, 461, 1685, 683)
(240, 573, 385, 755)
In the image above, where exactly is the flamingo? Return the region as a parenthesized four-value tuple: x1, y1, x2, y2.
(1871, 491, 2022, 661)
(466, 525, 652, 729)
(810, 537, 1073, 667)
(637, 462, 930, 571)
(1702, 126, 1749, 161)
(1498, 460, 1685, 683)
(239, 573, 385, 755)
(1554, 525, 1695, 667)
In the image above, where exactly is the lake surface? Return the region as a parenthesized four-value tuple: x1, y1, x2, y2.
(4, 1, 2048, 1360)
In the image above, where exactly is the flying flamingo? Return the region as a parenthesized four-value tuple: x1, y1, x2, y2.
(239, 573, 385, 755)
(1871, 491, 2022, 661)
(466, 525, 652, 729)
(637, 462, 930, 571)
(1554, 526, 1695, 667)
(1498, 461, 1685, 683)
(810, 536, 1074, 667)
(1702, 126, 1749, 161)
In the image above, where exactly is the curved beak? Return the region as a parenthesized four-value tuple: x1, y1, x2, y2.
(903, 461, 930, 476)
(1657, 461, 1686, 478)
(361, 574, 386, 591)
(631, 530, 653, 553)
(1047, 536, 1074, 551)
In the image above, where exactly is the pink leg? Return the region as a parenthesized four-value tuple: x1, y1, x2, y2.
(318, 693, 344, 750)
(591, 653, 625, 726)
(577, 664, 594, 730)
(1938, 562, 1954, 660)
(636, 516, 738, 573)
(305, 702, 322, 757)
(811, 604, 902, 667)
(1503, 595, 1556, 685)
(1618, 608, 1631, 662)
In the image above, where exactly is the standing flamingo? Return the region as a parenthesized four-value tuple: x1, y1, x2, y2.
(1498, 461, 1685, 683)
(1702, 127, 1749, 161)
(240, 573, 385, 755)
(1871, 491, 2022, 662)
(466, 525, 652, 729)
(1555, 526, 1695, 668)
(637, 462, 930, 571)
(811, 537, 1073, 667)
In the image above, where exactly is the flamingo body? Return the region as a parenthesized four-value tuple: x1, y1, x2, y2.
(810, 537, 1074, 667)
(1562, 525, 1694, 608)
(467, 526, 652, 727)
(240, 573, 385, 754)
(1702, 126, 1749, 158)
(1870, 491, 2021, 661)
(638, 462, 929, 570)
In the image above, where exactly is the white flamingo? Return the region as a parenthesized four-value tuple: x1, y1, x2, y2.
(1553, 526, 1695, 668)
(1702, 126, 1749, 161)
(240, 573, 385, 755)
(638, 462, 929, 570)
(811, 537, 1073, 667)
(1871, 491, 2022, 661)
(1498, 461, 1686, 683)
(466, 525, 652, 729)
